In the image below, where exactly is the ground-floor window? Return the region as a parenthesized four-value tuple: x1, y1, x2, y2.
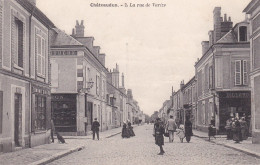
(35, 95, 46, 131)
(52, 94, 76, 132)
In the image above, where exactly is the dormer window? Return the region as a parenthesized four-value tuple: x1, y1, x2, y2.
(239, 26, 247, 42)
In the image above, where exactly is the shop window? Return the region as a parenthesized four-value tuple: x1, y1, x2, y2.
(0, 91, 3, 134)
(239, 26, 247, 42)
(235, 60, 248, 85)
(14, 19, 24, 68)
(35, 96, 46, 130)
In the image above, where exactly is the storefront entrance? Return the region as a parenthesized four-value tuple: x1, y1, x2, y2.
(218, 91, 251, 133)
(51, 94, 77, 132)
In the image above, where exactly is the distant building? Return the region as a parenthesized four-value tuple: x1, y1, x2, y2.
(181, 76, 197, 128)
(244, 0, 260, 143)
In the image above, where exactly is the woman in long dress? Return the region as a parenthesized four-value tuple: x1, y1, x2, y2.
(128, 121, 135, 137)
(154, 118, 165, 155)
(122, 122, 130, 138)
(185, 117, 193, 143)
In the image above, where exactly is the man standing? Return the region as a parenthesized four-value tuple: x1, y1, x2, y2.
(166, 115, 177, 143)
(92, 118, 100, 140)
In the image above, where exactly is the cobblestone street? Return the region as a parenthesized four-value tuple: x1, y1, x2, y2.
(48, 125, 260, 165)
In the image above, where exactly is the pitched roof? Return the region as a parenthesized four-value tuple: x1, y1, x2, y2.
(16, 0, 55, 28)
(217, 30, 237, 43)
(52, 28, 83, 47)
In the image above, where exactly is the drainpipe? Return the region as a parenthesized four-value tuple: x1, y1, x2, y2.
(28, 6, 36, 148)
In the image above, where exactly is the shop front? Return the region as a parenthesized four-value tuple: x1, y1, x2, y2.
(51, 94, 77, 134)
(218, 91, 251, 133)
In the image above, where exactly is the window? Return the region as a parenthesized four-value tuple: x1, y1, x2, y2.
(209, 66, 213, 89)
(36, 34, 46, 76)
(35, 96, 46, 130)
(0, 91, 3, 134)
(14, 19, 24, 68)
(239, 26, 247, 42)
(235, 60, 248, 85)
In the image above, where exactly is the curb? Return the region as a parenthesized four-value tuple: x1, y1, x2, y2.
(106, 132, 122, 138)
(194, 134, 260, 159)
(28, 146, 86, 165)
(29, 131, 122, 165)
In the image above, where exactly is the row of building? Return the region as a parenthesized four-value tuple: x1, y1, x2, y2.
(157, 1, 260, 144)
(0, 0, 144, 153)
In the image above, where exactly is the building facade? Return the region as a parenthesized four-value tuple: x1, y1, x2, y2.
(195, 7, 251, 133)
(50, 21, 107, 136)
(0, 0, 54, 152)
(244, 0, 260, 143)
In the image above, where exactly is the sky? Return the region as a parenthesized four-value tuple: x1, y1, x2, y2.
(37, 0, 251, 116)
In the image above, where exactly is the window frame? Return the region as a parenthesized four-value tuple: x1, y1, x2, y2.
(35, 29, 47, 78)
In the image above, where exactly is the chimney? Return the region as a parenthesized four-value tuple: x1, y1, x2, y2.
(224, 14, 227, 22)
(116, 63, 119, 72)
(201, 41, 209, 55)
(28, 0, 36, 5)
(98, 54, 105, 66)
(180, 80, 185, 89)
(74, 20, 85, 37)
(122, 73, 125, 87)
(213, 7, 222, 43)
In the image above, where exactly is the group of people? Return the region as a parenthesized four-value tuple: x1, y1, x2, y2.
(121, 120, 135, 138)
(225, 116, 249, 143)
(153, 115, 193, 155)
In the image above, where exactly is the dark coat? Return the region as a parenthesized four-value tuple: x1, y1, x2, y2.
(91, 121, 100, 131)
(122, 124, 130, 138)
(154, 123, 165, 146)
(128, 122, 135, 136)
(185, 120, 193, 137)
(232, 120, 242, 142)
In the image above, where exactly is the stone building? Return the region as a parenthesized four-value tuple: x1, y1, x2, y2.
(0, 0, 54, 152)
(244, 0, 260, 143)
(195, 7, 250, 133)
(50, 20, 107, 135)
(181, 76, 197, 128)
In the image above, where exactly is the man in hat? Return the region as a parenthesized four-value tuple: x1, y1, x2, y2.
(166, 115, 177, 142)
(91, 118, 100, 140)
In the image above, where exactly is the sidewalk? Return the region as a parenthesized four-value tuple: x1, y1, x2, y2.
(0, 126, 125, 165)
(193, 129, 260, 158)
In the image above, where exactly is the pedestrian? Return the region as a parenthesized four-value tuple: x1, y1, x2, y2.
(184, 117, 193, 143)
(91, 118, 100, 140)
(176, 124, 185, 143)
(154, 118, 165, 155)
(232, 117, 241, 143)
(166, 115, 177, 143)
(240, 117, 248, 140)
(122, 122, 130, 138)
(50, 118, 55, 143)
(225, 117, 232, 140)
(128, 120, 135, 137)
(208, 116, 216, 141)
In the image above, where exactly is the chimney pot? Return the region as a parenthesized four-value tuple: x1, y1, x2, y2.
(228, 16, 231, 22)
(224, 14, 227, 22)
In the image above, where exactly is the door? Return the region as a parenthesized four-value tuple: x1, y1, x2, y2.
(14, 93, 22, 147)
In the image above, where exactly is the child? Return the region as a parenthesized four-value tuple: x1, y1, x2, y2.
(176, 124, 185, 143)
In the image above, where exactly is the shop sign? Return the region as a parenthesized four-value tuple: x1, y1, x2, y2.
(219, 92, 250, 99)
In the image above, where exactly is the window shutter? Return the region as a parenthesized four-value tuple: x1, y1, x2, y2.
(235, 60, 241, 85)
(243, 60, 248, 85)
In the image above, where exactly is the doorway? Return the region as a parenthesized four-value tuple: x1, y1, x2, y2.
(14, 93, 22, 147)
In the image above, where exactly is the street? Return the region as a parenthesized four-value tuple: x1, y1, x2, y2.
(48, 125, 260, 165)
